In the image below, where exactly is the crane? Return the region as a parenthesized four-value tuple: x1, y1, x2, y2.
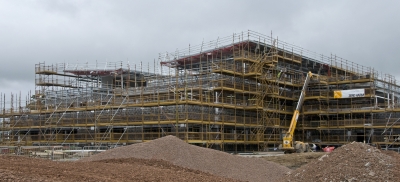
(279, 71, 313, 153)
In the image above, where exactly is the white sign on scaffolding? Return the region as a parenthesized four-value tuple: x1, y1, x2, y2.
(334, 89, 365, 99)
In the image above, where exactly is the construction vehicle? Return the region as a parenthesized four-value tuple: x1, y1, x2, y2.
(279, 71, 313, 153)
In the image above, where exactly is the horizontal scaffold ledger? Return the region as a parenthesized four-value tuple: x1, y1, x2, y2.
(1, 30, 400, 152)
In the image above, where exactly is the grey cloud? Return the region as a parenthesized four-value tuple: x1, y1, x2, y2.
(1, 0, 400, 96)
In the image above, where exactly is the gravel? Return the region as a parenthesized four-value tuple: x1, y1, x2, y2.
(283, 142, 400, 182)
(81, 135, 291, 182)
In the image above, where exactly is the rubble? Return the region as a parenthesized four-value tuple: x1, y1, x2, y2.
(283, 142, 400, 181)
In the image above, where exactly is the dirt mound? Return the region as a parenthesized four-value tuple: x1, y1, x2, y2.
(81, 135, 291, 182)
(0, 155, 235, 182)
(283, 142, 400, 181)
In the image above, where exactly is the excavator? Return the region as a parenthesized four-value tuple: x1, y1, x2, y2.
(279, 71, 313, 153)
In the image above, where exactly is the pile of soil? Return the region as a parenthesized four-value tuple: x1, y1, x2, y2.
(283, 142, 400, 181)
(81, 135, 291, 182)
(0, 155, 235, 182)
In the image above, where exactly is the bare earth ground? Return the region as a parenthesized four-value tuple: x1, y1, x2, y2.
(0, 151, 327, 182)
(0, 155, 237, 182)
(0, 136, 291, 182)
(2, 138, 399, 182)
(261, 152, 326, 170)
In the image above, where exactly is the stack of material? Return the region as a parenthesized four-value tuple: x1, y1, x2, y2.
(81, 135, 291, 182)
(284, 142, 400, 181)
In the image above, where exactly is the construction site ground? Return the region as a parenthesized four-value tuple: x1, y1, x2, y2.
(0, 155, 237, 182)
(0, 153, 321, 181)
(1, 136, 400, 182)
(258, 152, 326, 170)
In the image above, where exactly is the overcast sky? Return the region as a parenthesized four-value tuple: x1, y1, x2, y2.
(1, 0, 400, 104)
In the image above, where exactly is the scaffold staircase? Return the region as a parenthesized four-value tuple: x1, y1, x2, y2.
(250, 40, 281, 151)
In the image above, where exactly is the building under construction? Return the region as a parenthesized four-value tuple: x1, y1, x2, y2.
(1, 30, 400, 152)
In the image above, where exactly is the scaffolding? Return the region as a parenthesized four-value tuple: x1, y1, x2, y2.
(2, 30, 400, 152)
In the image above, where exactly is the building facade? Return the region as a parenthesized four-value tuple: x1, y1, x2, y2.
(1, 30, 400, 152)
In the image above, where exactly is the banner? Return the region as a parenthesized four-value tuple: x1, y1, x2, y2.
(334, 89, 365, 99)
